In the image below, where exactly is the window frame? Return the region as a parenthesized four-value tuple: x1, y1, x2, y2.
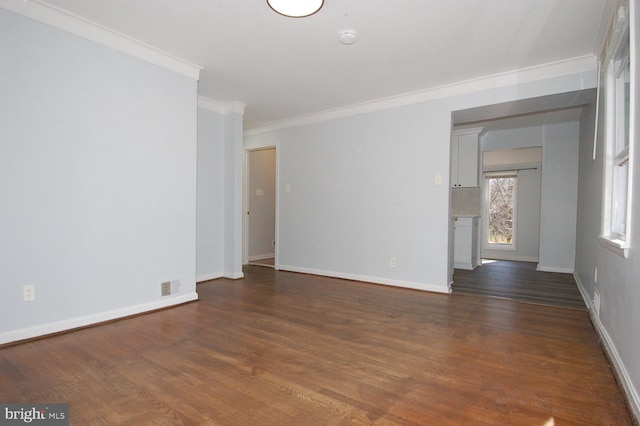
(600, 2, 634, 258)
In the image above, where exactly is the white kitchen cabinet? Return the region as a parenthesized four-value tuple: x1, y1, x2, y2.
(454, 217, 479, 270)
(451, 128, 483, 188)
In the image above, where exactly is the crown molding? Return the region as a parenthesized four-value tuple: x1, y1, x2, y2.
(198, 97, 246, 115)
(0, 0, 202, 80)
(244, 55, 598, 136)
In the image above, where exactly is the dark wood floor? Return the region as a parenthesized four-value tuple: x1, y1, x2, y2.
(0, 266, 632, 425)
(452, 260, 587, 310)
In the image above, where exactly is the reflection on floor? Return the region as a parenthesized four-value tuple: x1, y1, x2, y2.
(452, 259, 586, 310)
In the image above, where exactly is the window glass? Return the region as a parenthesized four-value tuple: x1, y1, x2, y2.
(487, 176, 516, 247)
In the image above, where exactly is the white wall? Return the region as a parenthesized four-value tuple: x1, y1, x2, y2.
(248, 148, 276, 260)
(538, 121, 580, 272)
(0, 9, 198, 343)
(245, 67, 595, 292)
(197, 107, 225, 281)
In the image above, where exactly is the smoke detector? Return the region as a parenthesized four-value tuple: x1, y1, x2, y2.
(339, 30, 357, 45)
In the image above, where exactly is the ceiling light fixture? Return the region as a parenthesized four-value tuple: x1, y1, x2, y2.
(267, 0, 324, 18)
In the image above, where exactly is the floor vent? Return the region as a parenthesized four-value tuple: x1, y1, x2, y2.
(161, 280, 181, 297)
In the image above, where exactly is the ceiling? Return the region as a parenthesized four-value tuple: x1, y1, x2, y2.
(41, 0, 615, 129)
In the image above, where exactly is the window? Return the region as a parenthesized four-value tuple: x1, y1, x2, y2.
(485, 172, 517, 250)
(601, 3, 633, 257)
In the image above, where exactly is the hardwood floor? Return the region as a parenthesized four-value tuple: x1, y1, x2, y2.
(0, 266, 632, 425)
(452, 260, 587, 310)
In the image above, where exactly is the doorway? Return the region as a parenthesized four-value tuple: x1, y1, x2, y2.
(245, 147, 277, 267)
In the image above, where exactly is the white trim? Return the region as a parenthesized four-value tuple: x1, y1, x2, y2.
(481, 254, 539, 263)
(573, 273, 640, 420)
(196, 273, 224, 283)
(225, 101, 246, 115)
(590, 306, 640, 421)
(598, 235, 630, 257)
(453, 261, 477, 270)
(245, 55, 597, 135)
(198, 96, 246, 115)
(249, 253, 275, 261)
(0, 0, 202, 80)
(452, 127, 485, 137)
(278, 264, 450, 294)
(0, 293, 198, 345)
(536, 265, 574, 273)
(571, 272, 593, 309)
(223, 271, 244, 279)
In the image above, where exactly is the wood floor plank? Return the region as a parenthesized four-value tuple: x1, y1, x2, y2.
(0, 266, 633, 425)
(452, 260, 587, 309)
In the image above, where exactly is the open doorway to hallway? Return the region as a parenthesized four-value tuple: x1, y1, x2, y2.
(245, 147, 276, 268)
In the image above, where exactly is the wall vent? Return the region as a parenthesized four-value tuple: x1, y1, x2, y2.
(161, 279, 181, 297)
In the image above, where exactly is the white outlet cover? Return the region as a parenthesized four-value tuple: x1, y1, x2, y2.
(23, 284, 35, 301)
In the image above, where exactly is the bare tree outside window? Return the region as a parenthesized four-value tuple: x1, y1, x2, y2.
(488, 177, 515, 245)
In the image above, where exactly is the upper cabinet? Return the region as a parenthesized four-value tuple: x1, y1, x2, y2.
(451, 128, 483, 188)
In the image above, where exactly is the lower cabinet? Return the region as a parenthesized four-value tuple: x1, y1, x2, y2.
(454, 217, 479, 270)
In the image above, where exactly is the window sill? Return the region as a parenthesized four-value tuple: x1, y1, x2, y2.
(599, 235, 629, 258)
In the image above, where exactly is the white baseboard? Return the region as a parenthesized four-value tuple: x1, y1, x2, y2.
(196, 272, 224, 283)
(224, 271, 244, 279)
(481, 254, 539, 263)
(453, 261, 475, 270)
(590, 307, 640, 420)
(572, 272, 593, 310)
(249, 253, 275, 261)
(0, 292, 199, 346)
(277, 264, 449, 294)
(574, 273, 640, 421)
(536, 265, 574, 273)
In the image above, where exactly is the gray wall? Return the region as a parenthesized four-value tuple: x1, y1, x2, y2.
(245, 67, 595, 292)
(197, 107, 225, 281)
(0, 9, 198, 343)
(538, 122, 580, 272)
(248, 148, 276, 259)
(574, 106, 600, 298)
(574, 4, 640, 417)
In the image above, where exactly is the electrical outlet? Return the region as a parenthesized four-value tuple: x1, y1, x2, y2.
(23, 284, 35, 302)
(389, 257, 396, 268)
(434, 174, 442, 186)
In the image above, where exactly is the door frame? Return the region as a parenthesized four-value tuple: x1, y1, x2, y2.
(243, 145, 278, 268)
